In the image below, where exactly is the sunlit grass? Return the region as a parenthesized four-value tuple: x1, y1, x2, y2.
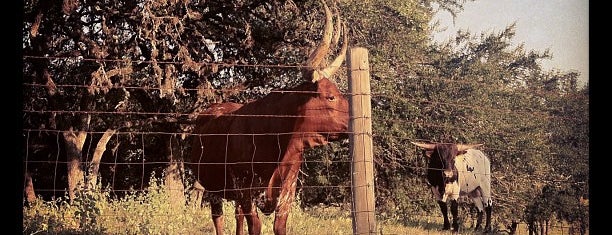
(214, 201, 493, 235)
(23, 179, 582, 235)
(23, 190, 477, 235)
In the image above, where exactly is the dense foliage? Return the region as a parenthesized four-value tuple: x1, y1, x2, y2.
(22, 0, 588, 233)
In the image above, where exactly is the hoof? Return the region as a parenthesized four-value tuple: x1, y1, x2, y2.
(442, 222, 451, 230)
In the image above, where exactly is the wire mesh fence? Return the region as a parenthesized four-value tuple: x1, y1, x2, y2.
(21, 54, 588, 235)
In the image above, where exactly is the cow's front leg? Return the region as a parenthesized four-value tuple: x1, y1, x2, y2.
(273, 185, 296, 235)
(450, 199, 459, 231)
(273, 210, 289, 235)
(273, 173, 299, 235)
(273, 193, 293, 235)
(437, 201, 451, 230)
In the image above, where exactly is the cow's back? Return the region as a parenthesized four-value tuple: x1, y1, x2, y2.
(455, 149, 491, 200)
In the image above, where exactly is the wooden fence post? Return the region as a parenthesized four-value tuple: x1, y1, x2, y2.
(348, 47, 376, 235)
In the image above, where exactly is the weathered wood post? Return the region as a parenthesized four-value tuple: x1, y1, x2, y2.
(348, 47, 376, 235)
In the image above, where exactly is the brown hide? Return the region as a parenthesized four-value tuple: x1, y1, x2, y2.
(190, 78, 349, 233)
(191, 1, 348, 234)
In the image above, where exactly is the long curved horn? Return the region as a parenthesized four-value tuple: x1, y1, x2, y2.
(305, 0, 333, 70)
(457, 144, 484, 151)
(330, 2, 341, 50)
(313, 22, 348, 82)
(411, 142, 436, 150)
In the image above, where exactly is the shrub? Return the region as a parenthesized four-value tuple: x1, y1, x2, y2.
(23, 173, 210, 234)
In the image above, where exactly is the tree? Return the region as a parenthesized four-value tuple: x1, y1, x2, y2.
(22, 0, 364, 201)
(22, 1, 588, 232)
(418, 23, 589, 229)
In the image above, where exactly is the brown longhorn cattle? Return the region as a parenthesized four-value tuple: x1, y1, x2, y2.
(190, 1, 349, 235)
(411, 142, 493, 233)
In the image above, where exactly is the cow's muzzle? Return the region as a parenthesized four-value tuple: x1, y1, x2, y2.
(443, 169, 454, 180)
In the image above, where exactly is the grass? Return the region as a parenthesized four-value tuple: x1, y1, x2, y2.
(23, 195, 500, 235)
(23, 178, 581, 235)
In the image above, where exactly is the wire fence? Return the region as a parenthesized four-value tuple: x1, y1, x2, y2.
(21, 54, 588, 234)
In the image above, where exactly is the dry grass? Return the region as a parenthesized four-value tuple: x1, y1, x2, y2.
(23, 179, 583, 235)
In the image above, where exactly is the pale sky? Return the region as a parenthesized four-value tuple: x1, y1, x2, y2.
(431, 0, 589, 88)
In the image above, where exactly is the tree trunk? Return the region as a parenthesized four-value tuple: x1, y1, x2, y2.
(86, 129, 116, 189)
(24, 172, 36, 204)
(164, 161, 186, 207)
(163, 135, 186, 208)
(189, 181, 205, 208)
(63, 128, 87, 202)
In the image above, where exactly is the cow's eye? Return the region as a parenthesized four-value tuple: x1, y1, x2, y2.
(326, 95, 336, 101)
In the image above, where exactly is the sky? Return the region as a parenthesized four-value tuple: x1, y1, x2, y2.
(431, 0, 589, 88)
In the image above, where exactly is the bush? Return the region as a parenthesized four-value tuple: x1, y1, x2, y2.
(23, 174, 211, 234)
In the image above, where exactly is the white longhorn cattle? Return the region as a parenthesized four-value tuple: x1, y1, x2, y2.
(412, 142, 493, 232)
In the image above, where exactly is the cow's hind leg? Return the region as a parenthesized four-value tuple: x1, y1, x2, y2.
(437, 201, 451, 230)
(471, 198, 485, 231)
(235, 203, 245, 235)
(238, 200, 261, 235)
(450, 199, 459, 231)
(484, 204, 492, 233)
(210, 196, 225, 235)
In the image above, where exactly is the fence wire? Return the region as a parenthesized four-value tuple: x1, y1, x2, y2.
(21, 55, 587, 234)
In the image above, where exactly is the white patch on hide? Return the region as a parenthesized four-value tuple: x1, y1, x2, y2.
(441, 181, 460, 202)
